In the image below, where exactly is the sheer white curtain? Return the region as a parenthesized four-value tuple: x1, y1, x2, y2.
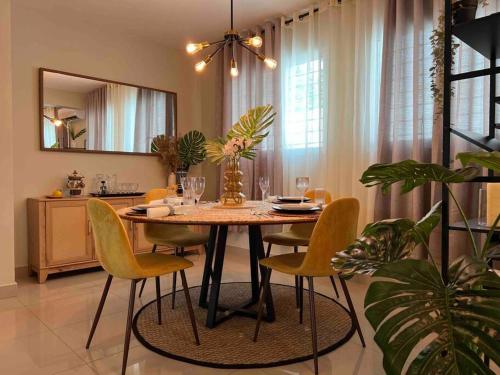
(281, 0, 386, 226)
(134, 88, 166, 153)
(105, 83, 138, 152)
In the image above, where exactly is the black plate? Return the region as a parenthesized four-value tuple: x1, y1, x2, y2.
(276, 196, 311, 203)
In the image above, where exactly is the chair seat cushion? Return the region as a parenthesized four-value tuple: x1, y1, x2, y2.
(263, 231, 310, 247)
(145, 224, 210, 247)
(260, 252, 336, 277)
(134, 253, 193, 278)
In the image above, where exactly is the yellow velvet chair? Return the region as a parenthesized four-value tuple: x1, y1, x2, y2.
(138, 189, 210, 309)
(254, 198, 365, 375)
(263, 190, 339, 305)
(85, 199, 200, 375)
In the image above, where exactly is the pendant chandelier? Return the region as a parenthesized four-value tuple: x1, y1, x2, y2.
(186, 0, 277, 77)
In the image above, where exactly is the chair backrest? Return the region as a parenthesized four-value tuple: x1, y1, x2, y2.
(87, 199, 141, 279)
(298, 197, 359, 276)
(305, 189, 333, 204)
(145, 188, 169, 204)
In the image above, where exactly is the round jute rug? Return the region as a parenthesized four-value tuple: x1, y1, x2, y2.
(132, 282, 354, 369)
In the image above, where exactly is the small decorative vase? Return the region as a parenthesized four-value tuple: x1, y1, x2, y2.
(221, 158, 245, 206)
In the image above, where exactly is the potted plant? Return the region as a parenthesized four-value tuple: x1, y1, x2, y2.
(205, 105, 275, 206)
(332, 152, 500, 374)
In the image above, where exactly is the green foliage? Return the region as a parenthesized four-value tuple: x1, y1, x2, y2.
(360, 160, 478, 194)
(457, 151, 500, 173)
(69, 126, 86, 141)
(365, 257, 500, 375)
(178, 130, 206, 169)
(332, 202, 442, 276)
(205, 105, 276, 164)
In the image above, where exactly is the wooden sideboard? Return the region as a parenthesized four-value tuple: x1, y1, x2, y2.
(27, 195, 204, 283)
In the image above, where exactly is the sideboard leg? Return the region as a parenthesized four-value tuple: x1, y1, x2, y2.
(37, 270, 48, 283)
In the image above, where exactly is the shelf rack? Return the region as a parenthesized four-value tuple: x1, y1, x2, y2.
(442, 2, 500, 282)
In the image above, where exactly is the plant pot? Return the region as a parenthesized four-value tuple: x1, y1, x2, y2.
(452, 0, 478, 24)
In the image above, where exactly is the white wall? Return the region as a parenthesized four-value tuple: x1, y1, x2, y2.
(11, 4, 203, 268)
(0, 0, 17, 295)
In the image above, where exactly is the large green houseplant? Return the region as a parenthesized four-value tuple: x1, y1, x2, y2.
(333, 151, 500, 374)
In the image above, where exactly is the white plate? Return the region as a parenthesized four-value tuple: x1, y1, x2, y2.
(272, 203, 320, 211)
(132, 204, 170, 211)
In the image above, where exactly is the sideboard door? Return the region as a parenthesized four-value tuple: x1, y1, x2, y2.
(45, 201, 93, 266)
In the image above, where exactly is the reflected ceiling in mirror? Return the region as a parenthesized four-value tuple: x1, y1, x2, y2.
(39, 69, 177, 155)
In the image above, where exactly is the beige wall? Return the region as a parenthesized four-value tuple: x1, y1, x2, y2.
(11, 4, 204, 268)
(0, 0, 17, 295)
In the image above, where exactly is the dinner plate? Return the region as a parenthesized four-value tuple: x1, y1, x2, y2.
(133, 204, 170, 210)
(272, 203, 320, 213)
(277, 196, 311, 203)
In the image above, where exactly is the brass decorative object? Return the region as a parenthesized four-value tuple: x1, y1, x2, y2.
(66, 170, 85, 196)
(221, 158, 245, 206)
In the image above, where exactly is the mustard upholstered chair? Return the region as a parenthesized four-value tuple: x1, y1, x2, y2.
(86, 199, 200, 375)
(254, 198, 365, 375)
(138, 189, 210, 309)
(263, 190, 339, 305)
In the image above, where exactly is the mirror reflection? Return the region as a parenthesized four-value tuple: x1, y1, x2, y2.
(40, 69, 176, 154)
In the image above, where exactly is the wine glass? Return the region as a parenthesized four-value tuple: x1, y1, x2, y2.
(192, 177, 206, 207)
(259, 176, 270, 202)
(296, 177, 310, 204)
(181, 177, 194, 205)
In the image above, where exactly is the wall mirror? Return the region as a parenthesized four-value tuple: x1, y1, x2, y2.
(39, 68, 177, 155)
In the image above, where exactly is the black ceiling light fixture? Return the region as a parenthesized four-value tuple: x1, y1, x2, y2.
(186, 0, 277, 77)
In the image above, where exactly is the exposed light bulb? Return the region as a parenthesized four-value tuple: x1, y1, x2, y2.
(195, 60, 207, 72)
(245, 36, 263, 48)
(264, 57, 277, 69)
(52, 119, 63, 127)
(186, 42, 209, 55)
(230, 59, 239, 77)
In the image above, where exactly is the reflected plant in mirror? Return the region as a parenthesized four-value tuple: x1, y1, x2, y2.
(40, 68, 177, 155)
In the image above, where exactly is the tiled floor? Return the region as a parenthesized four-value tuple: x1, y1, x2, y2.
(2, 248, 384, 375)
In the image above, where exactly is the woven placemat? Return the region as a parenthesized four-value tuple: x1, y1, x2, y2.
(133, 282, 354, 369)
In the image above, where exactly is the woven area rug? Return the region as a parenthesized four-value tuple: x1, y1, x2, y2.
(132, 282, 355, 369)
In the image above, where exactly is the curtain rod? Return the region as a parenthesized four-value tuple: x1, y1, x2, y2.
(283, 0, 341, 25)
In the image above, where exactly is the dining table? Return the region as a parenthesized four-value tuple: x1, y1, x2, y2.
(117, 201, 320, 328)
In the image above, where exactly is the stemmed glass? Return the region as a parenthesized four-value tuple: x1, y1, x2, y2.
(259, 176, 270, 202)
(296, 177, 310, 204)
(192, 177, 206, 207)
(181, 177, 194, 205)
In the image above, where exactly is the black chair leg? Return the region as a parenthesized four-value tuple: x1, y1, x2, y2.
(155, 276, 162, 325)
(86, 274, 113, 349)
(294, 246, 299, 307)
(172, 247, 178, 309)
(253, 268, 272, 342)
(299, 276, 304, 324)
(339, 276, 365, 347)
(122, 279, 137, 375)
(329, 275, 340, 299)
(307, 277, 319, 375)
(138, 244, 156, 298)
(265, 242, 272, 258)
(180, 270, 200, 345)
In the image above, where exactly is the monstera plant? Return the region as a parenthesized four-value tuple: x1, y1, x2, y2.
(332, 151, 500, 375)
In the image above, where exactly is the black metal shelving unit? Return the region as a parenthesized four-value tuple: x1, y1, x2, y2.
(442, 1, 500, 281)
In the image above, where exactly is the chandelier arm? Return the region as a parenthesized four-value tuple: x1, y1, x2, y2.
(230, 0, 234, 30)
(208, 42, 227, 60)
(239, 41, 261, 58)
(207, 39, 226, 47)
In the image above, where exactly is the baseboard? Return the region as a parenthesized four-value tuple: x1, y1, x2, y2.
(15, 265, 29, 279)
(0, 282, 17, 299)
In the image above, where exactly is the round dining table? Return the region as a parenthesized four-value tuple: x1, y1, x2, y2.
(117, 202, 320, 328)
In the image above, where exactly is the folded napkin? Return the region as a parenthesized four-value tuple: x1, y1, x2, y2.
(149, 199, 168, 206)
(174, 205, 195, 215)
(147, 205, 174, 218)
(166, 197, 183, 206)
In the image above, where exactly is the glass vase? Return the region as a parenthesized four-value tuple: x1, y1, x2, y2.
(221, 158, 245, 206)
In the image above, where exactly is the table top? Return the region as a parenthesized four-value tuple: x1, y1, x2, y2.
(117, 201, 320, 226)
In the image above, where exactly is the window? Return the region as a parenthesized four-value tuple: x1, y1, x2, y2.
(283, 59, 325, 149)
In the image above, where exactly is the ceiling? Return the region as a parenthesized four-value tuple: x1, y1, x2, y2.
(17, 0, 316, 48)
(44, 72, 105, 93)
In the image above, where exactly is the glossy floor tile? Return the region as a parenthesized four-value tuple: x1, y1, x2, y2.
(5, 247, 385, 374)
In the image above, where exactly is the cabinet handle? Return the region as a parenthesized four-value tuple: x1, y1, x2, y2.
(88, 220, 92, 235)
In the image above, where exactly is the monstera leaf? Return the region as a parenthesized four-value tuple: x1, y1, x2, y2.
(178, 130, 206, 169)
(332, 202, 442, 276)
(360, 160, 478, 194)
(364, 257, 500, 375)
(227, 105, 276, 147)
(204, 137, 227, 165)
(457, 151, 500, 173)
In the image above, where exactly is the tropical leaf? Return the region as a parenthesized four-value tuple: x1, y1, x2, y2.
(457, 151, 500, 173)
(151, 134, 179, 172)
(364, 257, 500, 375)
(227, 105, 276, 148)
(360, 160, 479, 194)
(178, 130, 206, 169)
(332, 202, 442, 276)
(204, 138, 227, 165)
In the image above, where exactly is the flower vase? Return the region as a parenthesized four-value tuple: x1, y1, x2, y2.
(221, 158, 245, 206)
